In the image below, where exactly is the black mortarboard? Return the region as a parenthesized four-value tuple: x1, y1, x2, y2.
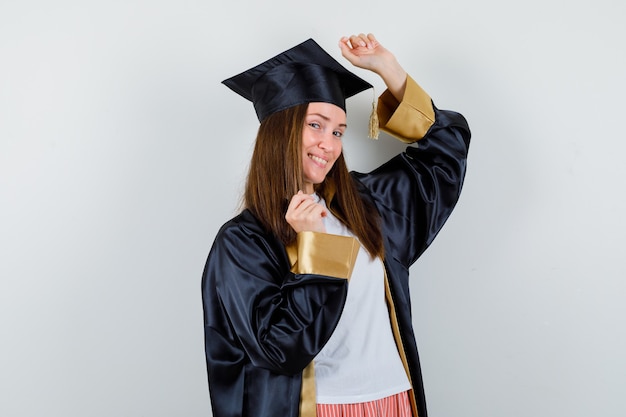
(222, 38, 373, 122)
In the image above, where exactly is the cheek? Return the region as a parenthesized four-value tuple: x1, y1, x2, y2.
(334, 143, 343, 160)
(328, 150, 342, 171)
(301, 135, 317, 154)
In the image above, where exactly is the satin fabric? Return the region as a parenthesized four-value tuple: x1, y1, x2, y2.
(295, 231, 360, 278)
(201, 105, 470, 417)
(222, 39, 372, 122)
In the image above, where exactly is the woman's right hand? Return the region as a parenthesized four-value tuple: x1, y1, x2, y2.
(285, 191, 327, 233)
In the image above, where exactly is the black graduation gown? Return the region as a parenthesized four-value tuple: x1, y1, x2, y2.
(202, 76, 471, 417)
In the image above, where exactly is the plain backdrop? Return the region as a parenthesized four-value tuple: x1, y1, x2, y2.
(1, 1, 625, 416)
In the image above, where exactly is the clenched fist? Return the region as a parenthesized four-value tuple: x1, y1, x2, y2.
(285, 191, 327, 233)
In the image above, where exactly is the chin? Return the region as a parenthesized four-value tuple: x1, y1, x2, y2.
(304, 174, 326, 185)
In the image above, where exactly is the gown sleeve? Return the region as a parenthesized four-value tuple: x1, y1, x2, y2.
(202, 215, 359, 376)
(354, 75, 471, 268)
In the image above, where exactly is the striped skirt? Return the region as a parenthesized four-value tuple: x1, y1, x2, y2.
(316, 391, 412, 417)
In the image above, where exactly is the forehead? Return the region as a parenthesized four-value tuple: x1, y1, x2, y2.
(306, 102, 347, 123)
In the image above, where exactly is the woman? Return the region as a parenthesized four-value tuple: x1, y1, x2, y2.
(202, 33, 471, 417)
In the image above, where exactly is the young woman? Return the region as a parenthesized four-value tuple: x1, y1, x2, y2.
(202, 33, 471, 417)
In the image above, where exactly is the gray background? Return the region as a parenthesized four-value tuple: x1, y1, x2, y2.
(1, 0, 624, 416)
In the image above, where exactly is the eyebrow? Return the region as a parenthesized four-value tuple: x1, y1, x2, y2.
(307, 113, 348, 128)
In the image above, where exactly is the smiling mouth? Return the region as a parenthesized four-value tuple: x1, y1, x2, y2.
(308, 154, 328, 166)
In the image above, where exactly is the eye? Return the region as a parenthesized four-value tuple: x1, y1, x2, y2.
(308, 122, 321, 129)
(333, 130, 344, 138)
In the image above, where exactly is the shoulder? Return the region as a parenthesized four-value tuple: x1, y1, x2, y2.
(216, 209, 265, 238)
(203, 209, 290, 291)
(209, 209, 286, 266)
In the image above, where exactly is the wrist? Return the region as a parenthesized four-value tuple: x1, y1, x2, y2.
(379, 59, 407, 101)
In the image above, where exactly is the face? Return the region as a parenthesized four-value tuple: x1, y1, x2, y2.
(301, 102, 346, 194)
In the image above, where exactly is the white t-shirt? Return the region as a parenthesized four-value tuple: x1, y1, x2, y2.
(312, 195, 411, 404)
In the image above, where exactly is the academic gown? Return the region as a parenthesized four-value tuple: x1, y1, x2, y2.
(201, 75, 471, 417)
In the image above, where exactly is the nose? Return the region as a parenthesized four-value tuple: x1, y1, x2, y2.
(318, 132, 334, 151)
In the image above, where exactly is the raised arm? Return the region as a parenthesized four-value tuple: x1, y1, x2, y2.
(338, 33, 407, 101)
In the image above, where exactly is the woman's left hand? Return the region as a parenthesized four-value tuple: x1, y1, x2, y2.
(338, 33, 393, 72)
(339, 33, 408, 101)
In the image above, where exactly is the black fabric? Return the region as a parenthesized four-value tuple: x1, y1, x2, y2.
(201, 105, 471, 417)
(222, 39, 372, 121)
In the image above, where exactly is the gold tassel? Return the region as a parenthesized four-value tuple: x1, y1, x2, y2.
(368, 91, 379, 140)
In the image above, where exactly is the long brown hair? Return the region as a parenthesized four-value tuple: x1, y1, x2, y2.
(244, 103, 384, 259)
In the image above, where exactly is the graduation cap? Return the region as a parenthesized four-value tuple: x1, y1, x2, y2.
(222, 38, 378, 137)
